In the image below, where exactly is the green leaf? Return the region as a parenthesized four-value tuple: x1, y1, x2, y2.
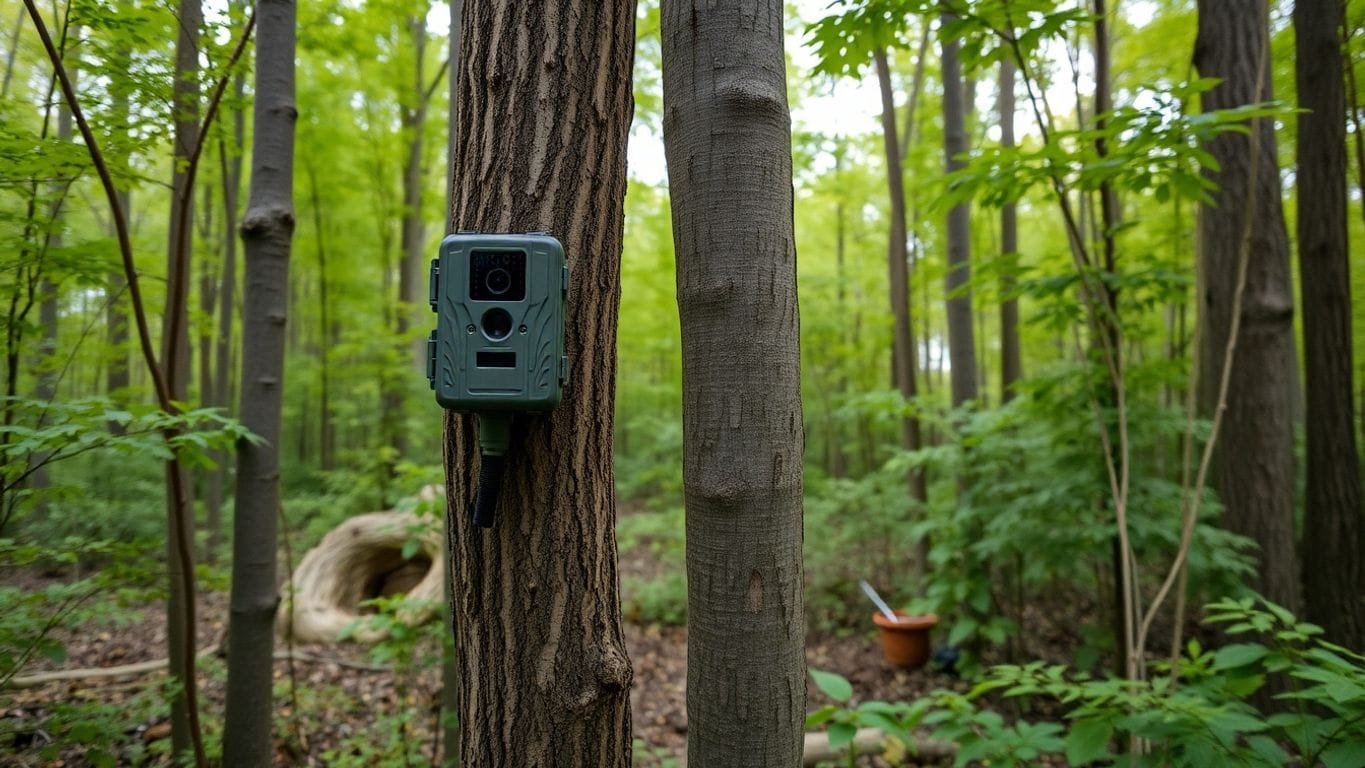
(1065, 717, 1113, 765)
(828, 721, 858, 752)
(1213, 643, 1268, 670)
(805, 704, 838, 728)
(1321, 740, 1365, 768)
(810, 668, 853, 703)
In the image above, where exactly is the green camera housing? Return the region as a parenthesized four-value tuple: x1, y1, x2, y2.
(426, 232, 568, 412)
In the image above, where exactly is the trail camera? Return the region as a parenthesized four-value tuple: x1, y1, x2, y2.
(426, 232, 568, 413)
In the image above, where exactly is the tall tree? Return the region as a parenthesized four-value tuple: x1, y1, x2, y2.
(398, 9, 433, 372)
(443, 1, 635, 764)
(662, 1, 806, 765)
(998, 58, 1021, 401)
(205, 37, 247, 555)
(1193, 0, 1301, 612)
(1295, 0, 1364, 648)
(162, 0, 202, 755)
(223, 0, 294, 762)
(940, 13, 978, 408)
(873, 47, 927, 567)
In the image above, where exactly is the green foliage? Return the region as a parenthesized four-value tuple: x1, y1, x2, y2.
(0, 396, 254, 535)
(899, 360, 1252, 666)
(807, 601, 1365, 768)
(0, 537, 161, 686)
(940, 79, 1291, 213)
(618, 506, 687, 625)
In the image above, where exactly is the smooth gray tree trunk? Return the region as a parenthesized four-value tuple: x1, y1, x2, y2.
(998, 58, 1020, 401)
(1295, 0, 1364, 649)
(1194, 0, 1301, 613)
(222, 0, 295, 763)
(443, 1, 635, 764)
(940, 13, 978, 408)
(662, 2, 806, 765)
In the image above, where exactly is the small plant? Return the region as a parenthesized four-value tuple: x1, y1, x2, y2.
(805, 668, 922, 767)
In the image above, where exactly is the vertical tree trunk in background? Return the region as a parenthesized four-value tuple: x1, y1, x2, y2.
(106, 42, 131, 431)
(31, 42, 73, 496)
(306, 164, 334, 472)
(1295, 0, 1364, 649)
(442, 3, 462, 764)
(398, 14, 428, 372)
(940, 13, 979, 409)
(163, 0, 200, 755)
(444, 1, 635, 764)
(998, 58, 1021, 402)
(1193, 0, 1301, 612)
(662, 2, 806, 764)
(206, 59, 246, 555)
(829, 144, 848, 479)
(223, 1, 295, 763)
(874, 48, 927, 571)
(197, 183, 218, 562)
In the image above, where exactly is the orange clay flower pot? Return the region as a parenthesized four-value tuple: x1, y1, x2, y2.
(872, 610, 938, 669)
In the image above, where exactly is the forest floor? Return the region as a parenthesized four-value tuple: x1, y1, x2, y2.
(1, 547, 964, 768)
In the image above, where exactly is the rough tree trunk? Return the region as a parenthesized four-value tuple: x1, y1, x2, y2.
(662, 2, 806, 765)
(1295, 0, 1364, 649)
(443, 1, 635, 764)
(1194, 0, 1301, 612)
(222, 1, 295, 764)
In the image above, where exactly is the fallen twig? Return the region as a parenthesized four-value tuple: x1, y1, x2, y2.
(4, 644, 389, 689)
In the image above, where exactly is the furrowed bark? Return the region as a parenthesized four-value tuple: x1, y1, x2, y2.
(443, 1, 636, 764)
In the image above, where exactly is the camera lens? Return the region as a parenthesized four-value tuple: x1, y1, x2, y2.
(480, 307, 513, 341)
(469, 250, 526, 301)
(485, 267, 512, 296)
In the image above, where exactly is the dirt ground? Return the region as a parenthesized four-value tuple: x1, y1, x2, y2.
(1, 560, 959, 767)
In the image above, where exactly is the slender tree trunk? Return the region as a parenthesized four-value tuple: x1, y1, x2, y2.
(874, 48, 927, 573)
(399, 14, 428, 372)
(940, 13, 979, 409)
(663, 2, 805, 765)
(197, 176, 219, 562)
(305, 163, 334, 472)
(998, 58, 1021, 402)
(1194, 0, 1301, 612)
(163, 0, 201, 755)
(444, 1, 635, 763)
(31, 42, 72, 497)
(1295, 0, 1364, 649)
(829, 145, 848, 479)
(106, 41, 131, 432)
(222, 2, 294, 763)
(1, 6, 21, 99)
